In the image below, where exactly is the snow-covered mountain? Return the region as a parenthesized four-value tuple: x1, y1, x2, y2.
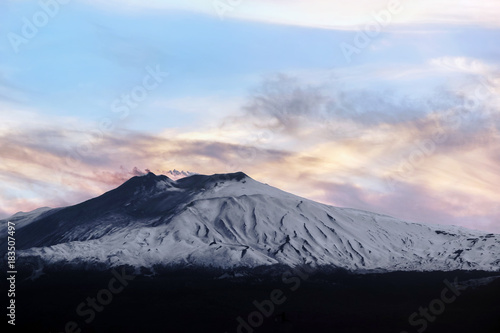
(2, 172, 499, 271)
(164, 169, 197, 180)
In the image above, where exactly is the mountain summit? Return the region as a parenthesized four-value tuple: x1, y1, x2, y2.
(2, 172, 499, 271)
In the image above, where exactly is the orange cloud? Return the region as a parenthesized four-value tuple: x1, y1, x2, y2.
(1, 64, 499, 233)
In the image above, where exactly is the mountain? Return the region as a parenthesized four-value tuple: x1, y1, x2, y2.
(164, 169, 197, 180)
(2, 172, 499, 272)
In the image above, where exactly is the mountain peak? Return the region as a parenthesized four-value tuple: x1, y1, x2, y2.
(115, 171, 172, 195)
(7, 171, 500, 272)
(142, 171, 169, 181)
(210, 171, 249, 181)
(175, 171, 251, 189)
(165, 169, 197, 180)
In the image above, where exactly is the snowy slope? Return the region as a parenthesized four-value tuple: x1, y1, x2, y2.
(164, 169, 197, 180)
(3, 172, 500, 271)
(0, 207, 56, 239)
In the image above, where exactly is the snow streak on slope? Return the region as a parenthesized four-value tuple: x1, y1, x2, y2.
(0, 207, 55, 239)
(3, 172, 500, 272)
(164, 169, 197, 180)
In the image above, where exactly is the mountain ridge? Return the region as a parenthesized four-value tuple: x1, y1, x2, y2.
(2, 172, 499, 272)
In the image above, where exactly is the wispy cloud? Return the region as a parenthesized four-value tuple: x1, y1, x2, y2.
(83, 0, 500, 29)
(2, 0, 500, 235)
(1, 59, 499, 233)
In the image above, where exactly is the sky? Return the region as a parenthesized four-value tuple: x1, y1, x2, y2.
(0, 0, 499, 233)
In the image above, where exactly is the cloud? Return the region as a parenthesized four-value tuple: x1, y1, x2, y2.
(1, 106, 499, 233)
(82, 0, 500, 29)
(214, 67, 500, 232)
(1, 58, 499, 233)
(243, 73, 329, 133)
(0, 122, 294, 218)
(238, 61, 499, 146)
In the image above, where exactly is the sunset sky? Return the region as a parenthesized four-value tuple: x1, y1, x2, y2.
(1, 0, 499, 233)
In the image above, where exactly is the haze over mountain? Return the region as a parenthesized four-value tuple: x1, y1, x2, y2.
(2, 172, 499, 272)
